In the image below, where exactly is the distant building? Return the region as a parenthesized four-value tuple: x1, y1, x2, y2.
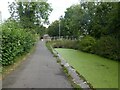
(43, 34, 51, 41)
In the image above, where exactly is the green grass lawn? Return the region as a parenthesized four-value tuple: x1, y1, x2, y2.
(55, 48, 119, 88)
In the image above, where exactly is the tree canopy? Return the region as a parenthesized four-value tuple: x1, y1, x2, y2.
(8, 0, 52, 35)
(47, 2, 120, 39)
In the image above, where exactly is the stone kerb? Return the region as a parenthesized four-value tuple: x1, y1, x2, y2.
(52, 48, 92, 90)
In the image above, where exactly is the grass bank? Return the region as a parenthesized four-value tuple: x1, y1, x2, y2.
(55, 48, 118, 89)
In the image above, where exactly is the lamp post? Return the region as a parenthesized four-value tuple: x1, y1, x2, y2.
(0, 11, 2, 24)
(59, 20, 60, 39)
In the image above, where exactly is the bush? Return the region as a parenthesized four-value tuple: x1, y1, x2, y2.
(1, 21, 37, 66)
(78, 36, 96, 53)
(48, 36, 120, 61)
(94, 36, 120, 61)
(51, 40, 78, 49)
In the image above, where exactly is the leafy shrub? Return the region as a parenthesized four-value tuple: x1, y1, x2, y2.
(1, 21, 36, 66)
(78, 36, 96, 53)
(94, 36, 120, 61)
(48, 35, 119, 61)
(51, 40, 78, 49)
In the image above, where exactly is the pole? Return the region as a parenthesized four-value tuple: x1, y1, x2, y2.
(0, 12, 1, 21)
(59, 20, 60, 39)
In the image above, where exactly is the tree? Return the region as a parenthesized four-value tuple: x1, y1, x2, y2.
(36, 25, 47, 36)
(8, 1, 52, 31)
(106, 2, 120, 39)
(47, 20, 59, 37)
(63, 5, 84, 38)
(85, 2, 120, 39)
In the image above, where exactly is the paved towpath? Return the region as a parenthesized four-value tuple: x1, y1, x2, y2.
(3, 41, 72, 88)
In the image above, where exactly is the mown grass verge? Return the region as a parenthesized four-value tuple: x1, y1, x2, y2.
(55, 48, 119, 89)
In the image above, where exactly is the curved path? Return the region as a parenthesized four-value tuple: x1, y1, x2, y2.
(3, 41, 72, 88)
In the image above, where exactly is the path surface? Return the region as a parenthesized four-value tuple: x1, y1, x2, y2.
(3, 41, 72, 88)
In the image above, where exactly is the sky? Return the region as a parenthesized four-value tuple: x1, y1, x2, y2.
(0, 0, 79, 24)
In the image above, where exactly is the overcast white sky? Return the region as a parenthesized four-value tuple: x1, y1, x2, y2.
(0, 0, 79, 24)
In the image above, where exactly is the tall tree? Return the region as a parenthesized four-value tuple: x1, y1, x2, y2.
(64, 5, 84, 38)
(47, 20, 59, 37)
(8, 1, 52, 30)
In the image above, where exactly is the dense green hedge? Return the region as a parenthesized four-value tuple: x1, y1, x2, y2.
(78, 36, 119, 61)
(52, 40, 78, 49)
(94, 36, 120, 60)
(78, 36, 96, 53)
(49, 36, 119, 61)
(1, 22, 37, 66)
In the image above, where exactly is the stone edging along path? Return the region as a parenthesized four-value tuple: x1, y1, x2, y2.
(50, 46, 94, 90)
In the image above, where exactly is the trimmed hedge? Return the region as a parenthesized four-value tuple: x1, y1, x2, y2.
(1, 22, 37, 66)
